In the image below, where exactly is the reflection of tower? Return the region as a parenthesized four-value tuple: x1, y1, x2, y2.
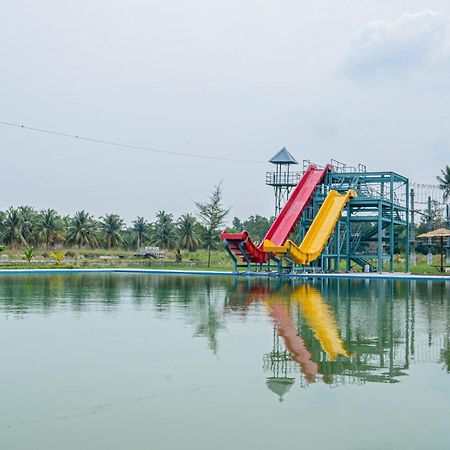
(266, 147, 301, 216)
(263, 327, 296, 402)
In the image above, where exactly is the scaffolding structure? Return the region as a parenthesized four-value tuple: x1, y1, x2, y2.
(268, 158, 410, 273)
(296, 165, 410, 273)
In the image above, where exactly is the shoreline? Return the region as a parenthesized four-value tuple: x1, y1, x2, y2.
(0, 267, 448, 281)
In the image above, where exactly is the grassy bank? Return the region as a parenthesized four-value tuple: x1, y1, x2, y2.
(0, 247, 448, 275)
(0, 248, 234, 271)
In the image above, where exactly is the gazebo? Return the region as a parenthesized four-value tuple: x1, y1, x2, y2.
(417, 228, 450, 273)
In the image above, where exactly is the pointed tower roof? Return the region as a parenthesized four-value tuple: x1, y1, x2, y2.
(266, 377, 295, 401)
(269, 147, 298, 165)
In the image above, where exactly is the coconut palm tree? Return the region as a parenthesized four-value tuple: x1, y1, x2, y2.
(0, 211, 6, 241)
(35, 209, 64, 249)
(177, 213, 200, 251)
(437, 165, 450, 201)
(66, 210, 99, 248)
(100, 214, 125, 249)
(132, 216, 149, 250)
(153, 211, 175, 249)
(18, 206, 38, 246)
(1, 208, 28, 247)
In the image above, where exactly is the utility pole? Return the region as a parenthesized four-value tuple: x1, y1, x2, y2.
(447, 204, 450, 264)
(427, 196, 432, 266)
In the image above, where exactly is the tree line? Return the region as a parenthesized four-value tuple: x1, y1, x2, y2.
(1, 165, 448, 256)
(0, 186, 231, 265)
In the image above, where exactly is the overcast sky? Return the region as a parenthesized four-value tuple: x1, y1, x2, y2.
(1, 1, 449, 224)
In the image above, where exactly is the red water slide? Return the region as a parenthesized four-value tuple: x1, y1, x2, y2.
(221, 164, 329, 264)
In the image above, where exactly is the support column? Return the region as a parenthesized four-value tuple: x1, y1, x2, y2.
(410, 188, 416, 267)
(405, 182, 410, 273)
(336, 220, 341, 272)
(427, 196, 433, 265)
(377, 200, 383, 273)
(446, 204, 450, 264)
(346, 203, 351, 272)
(389, 175, 394, 272)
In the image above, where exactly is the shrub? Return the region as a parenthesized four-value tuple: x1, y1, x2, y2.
(51, 251, 66, 266)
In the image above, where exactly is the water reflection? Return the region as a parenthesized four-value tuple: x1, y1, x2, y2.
(0, 274, 448, 393)
(226, 277, 450, 394)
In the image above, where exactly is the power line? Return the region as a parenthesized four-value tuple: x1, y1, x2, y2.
(0, 120, 266, 164)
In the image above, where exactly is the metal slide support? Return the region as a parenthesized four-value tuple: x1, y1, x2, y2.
(405, 181, 410, 273)
(346, 203, 351, 272)
(238, 241, 251, 270)
(223, 240, 238, 272)
(377, 200, 383, 272)
(336, 220, 341, 271)
(389, 175, 394, 272)
(410, 188, 416, 267)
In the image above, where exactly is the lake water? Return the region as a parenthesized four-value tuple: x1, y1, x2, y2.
(0, 273, 449, 450)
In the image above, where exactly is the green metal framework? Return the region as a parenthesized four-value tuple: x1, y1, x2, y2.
(292, 169, 409, 273)
(233, 164, 409, 274)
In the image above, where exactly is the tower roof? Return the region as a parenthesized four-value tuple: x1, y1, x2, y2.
(269, 147, 298, 165)
(266, 377, 295, 401)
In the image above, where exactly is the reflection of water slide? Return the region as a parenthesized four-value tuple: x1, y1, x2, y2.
(292, 285, 349, 361)
(227, 281, 348, 382)
(264, 190, 356, 265)
(265, 299, 319, 382)
(221, 165, 329, 264)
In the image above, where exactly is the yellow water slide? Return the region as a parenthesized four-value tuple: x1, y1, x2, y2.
(264, 189, 356, 265)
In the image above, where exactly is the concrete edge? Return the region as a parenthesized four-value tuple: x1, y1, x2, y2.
(0, 268, 448, 281)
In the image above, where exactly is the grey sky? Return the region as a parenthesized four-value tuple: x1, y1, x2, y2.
(1, 1, 449, 224)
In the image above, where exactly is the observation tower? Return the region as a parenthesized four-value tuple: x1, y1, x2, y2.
(266, 147, 301, 216)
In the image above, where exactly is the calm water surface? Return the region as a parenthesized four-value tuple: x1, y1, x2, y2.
(0, 274, 449, 450)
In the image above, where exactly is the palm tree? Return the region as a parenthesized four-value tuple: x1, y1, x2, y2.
(132, 216, 149, 250)
(177, 213, 200, 251)
(66, 210, 99, 248)
(100, 214, 125, 249)
(18, 206, 38, 246)
(1, 208, 27, 247)
(35, 209, 64, 249)
(153, 211, 175, 249)
(437, 165, 450, 201)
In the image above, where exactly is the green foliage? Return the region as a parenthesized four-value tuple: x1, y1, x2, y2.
(177, 213, 200, 251)
(35, 209, 64, 249)
(66, 211, 99, 248)
(232, 217, 243, 230)
(1, 208, 28, 248)
(0, 183, 233, 257)
(51, 251, 66, 265)
(437, 165, 450, 201)
(24, 247, 34, 264)
(100, 214, 124, 249)
(196, 184, 229, 267)
(241, 215, 271, 242)
(153, 211, 175, 249)
(132, 216, 150, 250)
(18, 206, 38, 246)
